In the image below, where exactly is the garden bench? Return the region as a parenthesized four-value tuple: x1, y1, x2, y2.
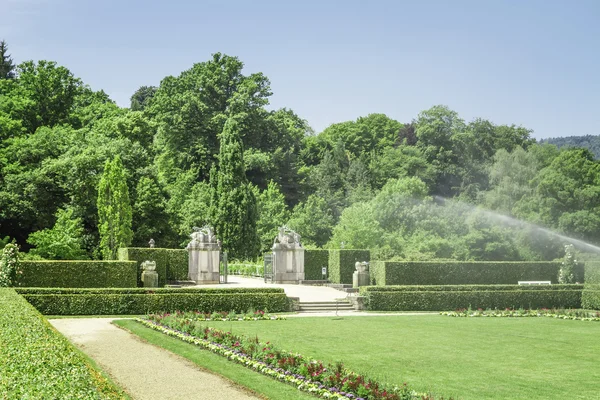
(517, 281, 551, 285)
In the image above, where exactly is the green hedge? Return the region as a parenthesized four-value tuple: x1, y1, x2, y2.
(16, 260, 137, 288)
(584, 261, 600, 284)
(582, 262, 600, 309)
(370, 261, 568, 286)
(21, 290, 290, 315)
(361, 284, 584, 293)
(15, 287, 285, 295)
(304, 249, 330, 280)
(328, 249, 370, 284)
(364, 285, 583, 311)
(0, 289, 124, 398)
(118, 247, 188, 287)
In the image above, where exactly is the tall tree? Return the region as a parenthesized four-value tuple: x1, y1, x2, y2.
(256, 181, 289, 252)
(130, 85, 157, 111)
(0, 40, 15, 79)
(211, 117, 260, 259)
(97, 156, 133, 260)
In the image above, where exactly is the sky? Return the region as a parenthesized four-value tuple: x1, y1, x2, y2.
(2, 0, 599, 139)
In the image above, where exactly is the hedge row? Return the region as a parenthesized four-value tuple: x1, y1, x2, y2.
(328, 249, 370, 284)
(361, 284, 584, 293)
(16, 260, 137, 288)
(0, 289, 124, 398)
(304, 249, 330, 280)
(22, 292, 291, 315)
(118, 247, 188, 287)
(15, 287, 285, 295)
(365, 287, 583, 311)
(369, 261, 574, 286)
(583, 262, 600, 309)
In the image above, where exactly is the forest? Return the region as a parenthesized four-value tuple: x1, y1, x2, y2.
(1, 41, 600, 262)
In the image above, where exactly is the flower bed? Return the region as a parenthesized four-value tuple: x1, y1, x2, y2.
(150, 309, 286, 322)
(136, 314, 439, 400)
(440, 308, 600, 321)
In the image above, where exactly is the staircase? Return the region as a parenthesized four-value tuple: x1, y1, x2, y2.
(298, 300, 355, 313)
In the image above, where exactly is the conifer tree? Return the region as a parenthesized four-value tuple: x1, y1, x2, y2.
(0, 40, 15, 79)
(97, 156, 133, 259)
(211, 117, 260, 259)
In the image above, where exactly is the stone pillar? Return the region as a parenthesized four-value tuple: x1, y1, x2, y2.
(352, 261, 370, 288)
(141, 260, 158, 288)
(271, 226, 304, 284)
(186, 226, 221, 284)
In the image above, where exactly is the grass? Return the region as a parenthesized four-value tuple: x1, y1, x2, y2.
(200, 315, 600, 400)
(113, 319, 315, 400)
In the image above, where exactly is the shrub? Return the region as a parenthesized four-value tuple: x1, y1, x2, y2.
(16, 260, 137, 288)
(0, 242, 20, 287)
(364, 285, 583, 311)
(582, 285, 600, 310)
(369, 261, 570, 286)
(118, 247, 188, 287)
(15, 287, 284, 295)
(328, 249, 370, 284)
(19, 288, 290, 315)
(0, 288, 124, 398)
(304, 249, 329, 280)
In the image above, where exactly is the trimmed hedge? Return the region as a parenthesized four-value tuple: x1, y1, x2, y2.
(361, 284, 584, 293)
(16, 260, 137, 288)
(118, 247, 188, 287)
(304, 249, 330, 280)
(0, 288, 124, 398)
(15, 287, 285, 295)
(584, 261, 600, 284)
(370, 261, 568, 286)
(582, 262, 600, 309)
(328, 249, 370, 284)
(364, 285, 583, 311)
(20, 289, 290, 315)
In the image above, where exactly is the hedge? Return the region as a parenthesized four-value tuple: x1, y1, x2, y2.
(328, 249, 370, 284)
(582, 262, 600, 309)
(20, 290, 290, 315)
(364, 285, 583, 311)
(118, 247, 188, 287)
(360, 284, 584, 293)
(0, 288, 124, 398)
(15, 287, 285, 295)
(304, 249, 330, 280)
(369, 261, 571, 286)
(16, 260, 137, 288)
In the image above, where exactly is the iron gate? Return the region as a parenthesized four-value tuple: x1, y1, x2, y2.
(263, 253, 273, 283)
(220, 252, 228, 283)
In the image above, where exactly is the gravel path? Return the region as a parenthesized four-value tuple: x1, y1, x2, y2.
(50, 318, 259, 400)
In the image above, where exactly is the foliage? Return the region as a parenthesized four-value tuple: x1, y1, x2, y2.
(256, 181, 289, 252)
(118, 247, 188, 286)
(26, 207, 88, 260)
(0, 40, 15, 79)
(97, 156, 133, 260)
(559, 244, 577, 283)
(581, 285, 600, 310)
(304, 249, 330, 280)
(129, 85, 156, 111)
(139, 315, 433, 400)
(0, 242, 20, 287)
(22, 291, 290, 315)
(441, 307, 600, 321)
(543, 134, 600, 159)
(328, 249, 370, 284)
(0, 288, 125, 398)
(287, 194, 335, 247)
(369, 261, 570, 286)
(16, 260, 137, 288)
(364, 285, 583, 311)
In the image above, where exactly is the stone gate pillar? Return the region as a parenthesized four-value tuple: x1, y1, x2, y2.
(271, 226, 304, 284)
(186, 226, 221, 284)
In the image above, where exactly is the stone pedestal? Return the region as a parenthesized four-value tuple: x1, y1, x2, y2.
(352, 261, 370, 288)
(186, 227, 221, 284)
(141, 261, 158, 288)
(271, 226, 304, 284)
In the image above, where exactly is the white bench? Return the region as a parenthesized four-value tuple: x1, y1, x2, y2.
(518, 281, 551, 285)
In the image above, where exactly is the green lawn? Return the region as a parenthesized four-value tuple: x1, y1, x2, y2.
(202, 315, 600, 399)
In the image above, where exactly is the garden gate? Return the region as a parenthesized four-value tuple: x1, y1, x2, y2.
(263, 253, 273, 283)
(220, 252, 228, 283)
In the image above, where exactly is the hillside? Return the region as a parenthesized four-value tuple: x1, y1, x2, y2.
(542, 135, 600, 159)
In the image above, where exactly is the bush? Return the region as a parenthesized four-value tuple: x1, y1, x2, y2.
(369, 261, 569, 286)
(582, 262, 600, 309)
(304, 249, 329, 280)
(19, 288, 290, 315)
(364, 285, 583, 311)
(0, 242, 20, 287)
(584, 261, 600, 284)
(228, 262, 263, 277)
(361, 284, 583, 293)
(15, 287, 285, 295)
(328, 249, 370, 284)
(0, 288, 124, 398)
(16, 260, 137, 288)
(117, 247, 188, 287)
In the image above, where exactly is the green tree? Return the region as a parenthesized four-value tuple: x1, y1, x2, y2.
(132, 176, 174, 247)
(287, 195, 335, 247)
(211, 117, 260, 259)
(97, 156, 133, 259)
(256, 181, 289, 252)
(0, 40, 15, 79)
(130, 85, 157, 111)
(27, 207, 88, 260)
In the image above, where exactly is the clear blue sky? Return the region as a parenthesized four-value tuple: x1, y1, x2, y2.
(3, 0, 599, 139)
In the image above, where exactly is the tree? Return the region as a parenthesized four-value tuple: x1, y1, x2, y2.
(97, 156, 133, 259)
(27, 207, 88, 260)
(130, 85, 157, 111)
(211, 117, 260, 259)
(132, 176, 174, 247)
(0, 40, 15, 79)
(256, 181, 289, 252)
(287, 195, 335, 247)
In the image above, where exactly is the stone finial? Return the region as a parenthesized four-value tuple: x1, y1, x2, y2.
(141, 260, 157, 271)
(148, 238, 155, 248)
(355, 261, 369, 273)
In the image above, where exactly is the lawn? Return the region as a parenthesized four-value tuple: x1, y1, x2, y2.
(201, 315, 600, 399)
